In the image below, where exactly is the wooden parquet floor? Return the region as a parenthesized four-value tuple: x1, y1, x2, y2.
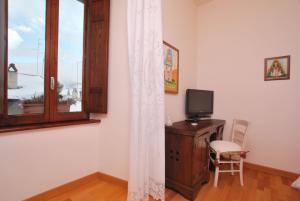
(45, 168, 300, 201)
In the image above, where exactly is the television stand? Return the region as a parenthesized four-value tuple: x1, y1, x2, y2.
(165, 119, 225, 200)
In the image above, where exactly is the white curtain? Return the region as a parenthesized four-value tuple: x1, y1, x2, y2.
(127, 0, 165, 200)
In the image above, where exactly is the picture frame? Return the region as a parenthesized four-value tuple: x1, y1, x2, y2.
(264, 55, 290, 81)
(163, 41, 179, 94)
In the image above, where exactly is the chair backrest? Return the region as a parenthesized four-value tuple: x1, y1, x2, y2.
(231, 119, 249, 149)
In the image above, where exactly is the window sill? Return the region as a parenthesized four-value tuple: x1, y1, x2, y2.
(0, 119, 101, 134)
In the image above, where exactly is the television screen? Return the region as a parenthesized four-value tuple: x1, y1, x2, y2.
(186, 89, 214, 119)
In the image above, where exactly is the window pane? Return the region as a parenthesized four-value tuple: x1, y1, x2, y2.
(57, 0, 84, 113)
(7, 0, 46, 115)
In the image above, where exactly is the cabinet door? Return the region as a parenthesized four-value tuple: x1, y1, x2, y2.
(192, 130, 211, 185)
(165, 132, 193, 186)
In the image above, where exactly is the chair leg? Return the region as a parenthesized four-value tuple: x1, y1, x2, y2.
(239, 159, 244, 186)
(214, 152, 220, 187)
(214, 166, 219, 187)
(231, 162, 234, 175)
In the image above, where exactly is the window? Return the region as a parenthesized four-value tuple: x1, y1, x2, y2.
(0, 0, 110, 128)
(57, 0, 85, 113)
(7, 0, 47, 116)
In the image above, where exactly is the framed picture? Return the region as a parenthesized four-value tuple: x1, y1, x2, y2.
(264, 55, 290, 81)
(163, 41, 179, 93)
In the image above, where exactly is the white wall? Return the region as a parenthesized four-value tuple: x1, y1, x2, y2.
(163, 0, 198, 122)
(0, 126, 100, 201)
(196, 0, 300, 173)
(0, 0, 198, 200)
(96, 0, 130, 181)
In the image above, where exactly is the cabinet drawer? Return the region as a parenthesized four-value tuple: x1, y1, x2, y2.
(195, 127, 211, 137)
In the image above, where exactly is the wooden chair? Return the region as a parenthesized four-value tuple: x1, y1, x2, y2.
(209, 119, 249, 187)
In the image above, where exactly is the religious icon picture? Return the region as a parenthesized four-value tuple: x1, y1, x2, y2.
(264, 55, 290, 81)
(163, 41, 179, 93)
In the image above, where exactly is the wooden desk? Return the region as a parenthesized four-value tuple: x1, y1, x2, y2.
(165, 119, 225, 200)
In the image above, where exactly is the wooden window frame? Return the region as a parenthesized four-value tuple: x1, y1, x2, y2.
(1, 0, 52, 127)
(49, 0, 89, 122)
(0, 0, 110, 130)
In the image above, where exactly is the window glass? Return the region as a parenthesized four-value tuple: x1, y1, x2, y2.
(7, 0, 46, 115)
(57, 0, 84, 113)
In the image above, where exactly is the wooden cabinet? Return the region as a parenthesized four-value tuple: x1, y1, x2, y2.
(165, 119, 225, 200)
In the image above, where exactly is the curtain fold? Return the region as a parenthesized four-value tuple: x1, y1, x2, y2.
(127, 0, 165, 200)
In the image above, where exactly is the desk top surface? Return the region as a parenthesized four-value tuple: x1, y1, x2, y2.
(166, 119, 225, 134)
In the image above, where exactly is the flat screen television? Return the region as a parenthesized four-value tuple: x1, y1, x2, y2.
(185, 89, 214, 121)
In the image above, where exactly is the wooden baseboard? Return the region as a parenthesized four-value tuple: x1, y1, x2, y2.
(24, 165, 299, 201)
(24, 172, 127, 201)
(97, 172, 128, 188)
(244, 162, 300, 180)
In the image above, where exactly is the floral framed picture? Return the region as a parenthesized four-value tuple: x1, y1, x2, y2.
(163, 41, 179, 93)
(264, 55, 290, 81)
